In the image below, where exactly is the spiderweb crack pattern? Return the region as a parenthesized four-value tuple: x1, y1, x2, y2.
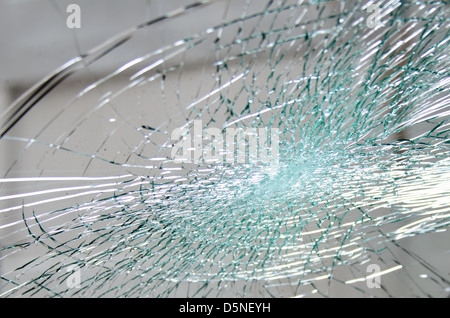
(0, 0, 449, 297)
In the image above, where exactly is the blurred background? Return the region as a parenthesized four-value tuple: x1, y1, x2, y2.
(0, 0, 196, 109)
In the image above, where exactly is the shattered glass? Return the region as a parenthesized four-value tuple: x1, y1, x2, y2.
(0, 0, 449, 297)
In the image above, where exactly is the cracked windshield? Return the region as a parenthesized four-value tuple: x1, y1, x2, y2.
(0, 0, 449, 298)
